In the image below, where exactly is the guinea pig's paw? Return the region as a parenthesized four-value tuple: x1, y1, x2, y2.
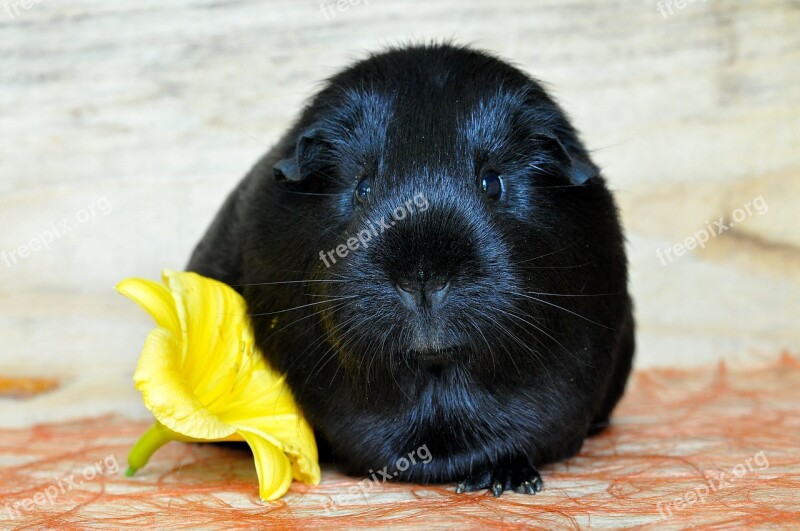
(512, 467, 544, 495)
(455, 465, 543, 497)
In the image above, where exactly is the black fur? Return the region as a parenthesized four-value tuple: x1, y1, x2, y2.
(188, 44, 635, 496)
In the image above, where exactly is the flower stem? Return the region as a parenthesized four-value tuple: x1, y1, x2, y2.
(125, 422, 173, 476)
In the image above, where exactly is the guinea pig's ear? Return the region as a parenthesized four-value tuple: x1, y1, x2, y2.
(533, 133, 599, 185)
(273, 128, 330, 183)
(272, 158, 299, 182)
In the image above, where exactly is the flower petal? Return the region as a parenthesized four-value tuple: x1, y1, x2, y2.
(134, 327, 236, 440)
(278, 420, 321, 486)
(163, 270, 252, 406)
(235, 416, 320, 486)
(116, 277, 180, 335)
(238, 427, 294, 501)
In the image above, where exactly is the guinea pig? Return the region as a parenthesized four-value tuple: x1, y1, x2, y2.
(188, 43, 634, 496)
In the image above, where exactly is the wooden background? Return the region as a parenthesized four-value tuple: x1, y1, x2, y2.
(0, 0, 798, 426)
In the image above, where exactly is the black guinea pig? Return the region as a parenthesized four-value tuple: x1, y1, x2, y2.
(188, 43, 634, 496)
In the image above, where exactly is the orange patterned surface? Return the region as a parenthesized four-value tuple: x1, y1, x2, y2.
(2, 355, 799, 529)
(0, 377, 60, 399)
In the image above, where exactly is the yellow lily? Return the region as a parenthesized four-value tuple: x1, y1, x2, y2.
(116, 270, 320, 501)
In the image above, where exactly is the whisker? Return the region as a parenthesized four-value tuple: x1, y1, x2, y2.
(475, 311, 525, 381)
(281, 191, 348, 197)
(279, 300, 357, 384)
(511, 241, 580, 266)
(253, 299, 352, 356)
(464, 318, 497, 379)
(496, 306, 592, 369)
(517, 262, 593, 270)
(246, 295, 358, 317)
(366, 322, 396, 389)
(302, 312, 361, 393)
(510, 291, 612, 329)
(232, 279, 350, 287)
(223, 299, 354, 395)
(522, 290, 622, 298)
(388, 346, 413, 402)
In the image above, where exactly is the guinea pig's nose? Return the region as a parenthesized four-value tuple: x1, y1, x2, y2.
(396, 276, 450, 308)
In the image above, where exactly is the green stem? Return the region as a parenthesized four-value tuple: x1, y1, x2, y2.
(125, 422, 174, 476)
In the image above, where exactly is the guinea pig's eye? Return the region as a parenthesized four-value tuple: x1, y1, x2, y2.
(354, 176, 372, 205)
(479, 170, 503, 200)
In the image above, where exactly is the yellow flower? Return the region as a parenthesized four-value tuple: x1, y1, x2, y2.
(116, 270, 320, 501)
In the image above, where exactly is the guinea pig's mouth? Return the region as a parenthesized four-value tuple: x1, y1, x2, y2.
(411, 347, 460, 367)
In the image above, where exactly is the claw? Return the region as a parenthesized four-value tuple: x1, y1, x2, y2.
(491, 479, 504, 497)
(456, 464, 544, 497)
(516, 480, 536, 495)
(530, 470, 543, 493)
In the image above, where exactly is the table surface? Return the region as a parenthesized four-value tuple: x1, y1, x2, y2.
(2, 355, 798, 529)
(1, 0, 799, 381)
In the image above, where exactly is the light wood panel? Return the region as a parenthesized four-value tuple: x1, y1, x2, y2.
(0, 0, 798, 426)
